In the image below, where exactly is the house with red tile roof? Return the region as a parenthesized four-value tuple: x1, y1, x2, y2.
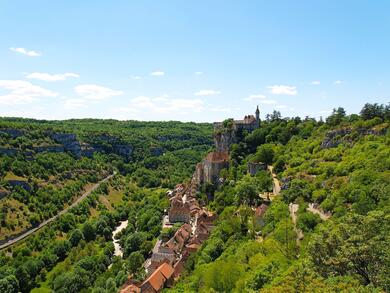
(140, 263, 174, 293)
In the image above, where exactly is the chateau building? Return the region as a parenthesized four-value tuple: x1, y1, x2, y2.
(213, 106, 260, 131)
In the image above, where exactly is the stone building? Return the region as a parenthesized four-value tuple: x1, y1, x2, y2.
(213, 106, 260, 132)
(195, 151, 229, 185)
(213, 106, 260, 152)
(168, 197, 191, 223)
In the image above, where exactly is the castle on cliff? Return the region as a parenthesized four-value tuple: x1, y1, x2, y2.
(213, 106, 260, 132)
(194, 107, 261, 185)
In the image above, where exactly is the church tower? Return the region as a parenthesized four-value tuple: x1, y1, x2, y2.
(255, 105, 260, 126)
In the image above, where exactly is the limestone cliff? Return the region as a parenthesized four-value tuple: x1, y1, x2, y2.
(214, 128, 236, 152)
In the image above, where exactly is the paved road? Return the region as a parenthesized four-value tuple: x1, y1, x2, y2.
(0, 172, 116, 250)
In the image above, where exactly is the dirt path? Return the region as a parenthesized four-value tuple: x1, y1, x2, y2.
(307, 203, 331, 220)
(268, 165, 281, 195)
(0, 172, 116, 250)
(289, 203, 304, 244)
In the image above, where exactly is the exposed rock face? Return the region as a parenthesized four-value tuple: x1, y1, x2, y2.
(0, 188, 10, 199)
(0, 147, 17, 156)
(114, 144, 133, 157)
(33, 145, 64, 153)
(321, 126, 387, 149)
(150, 147, 164, 156)
(321, 128, 352, 149)
(6, 180, 31, 191)
(0, 128, 24, 138)
(214, 129, 236, 152)
(247, 161, 267, 175)
(281, 177, 292, 190)
(51, 133, 81, 157)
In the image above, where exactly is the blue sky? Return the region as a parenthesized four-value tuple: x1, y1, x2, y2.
(1, 0, 389, 122)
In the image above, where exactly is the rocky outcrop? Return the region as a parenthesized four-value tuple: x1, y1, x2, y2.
(150, 147, 164, 156)
(214, 129, 236, 152)
(247, 161, 267, 175)
(281, 177, 292, 190)
(0, 188, 10, 199)
(321, 128, 352, 149)
(0, 128, 24, 138)
(114, 144, 133, 157)
(0, 147, 17, 156)
(321, 127, 387, 149)
(51, 133, 81, 157)
(33, 145, 64, 153)
(6, 179, 31, 191)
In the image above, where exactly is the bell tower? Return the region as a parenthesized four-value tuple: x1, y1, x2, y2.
(255, 105, 260, 127)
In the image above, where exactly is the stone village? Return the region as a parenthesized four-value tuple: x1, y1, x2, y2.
(120, 107, 265, 293)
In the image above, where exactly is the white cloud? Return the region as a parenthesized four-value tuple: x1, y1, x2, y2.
(244, 94, 267, 101)
(276, 105, 287, 109)
(310, 81, 320, 85)
(211, 107, 231, 113)
(195, 71, 203, 75)
(75, 84, 123, 100)
(0, 80, 57, 105)
(334, 80, 343, 84)
(63, 98, 86, 110)
(10, 47, 41, 57)
(268, 85, 297, 96)
(194, 89, 221, 96)
(151, 71, 165, 76)
(131, 76, 142, 80)
(260, 99, 277, 104)
(26, 72, 79, 82)
(118, 95, 204, 115)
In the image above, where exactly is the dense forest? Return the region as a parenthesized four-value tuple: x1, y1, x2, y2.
(0, 103, 389, 293)
(0, 119, 212, 292)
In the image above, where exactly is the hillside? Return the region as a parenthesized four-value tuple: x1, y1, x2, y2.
(0, 119, 212, 292)
(0, 103, 388, 293)
(168, 104, 389, 292)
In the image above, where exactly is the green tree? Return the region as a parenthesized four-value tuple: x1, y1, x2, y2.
(82, 222, 96, 241)
(127, 251, 144, 274)
(309, 211, 390, 290)
(69, 229, 83, 246)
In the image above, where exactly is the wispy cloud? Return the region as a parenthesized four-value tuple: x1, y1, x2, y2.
(131, 76, 142, 80)
(310, 81, 320, 85)
(0, 80, 57, 105)
(117, 95, 204, 115)
(194, 89, 221, 96)
(151, 71, 165, 76)
(244, 94, 267, 101)
(10, 47, 41, 57)
(334, 80, 343, 85)
(260, 99, 277, 104)
(63, 98, 86, 110)
(211, 107, 231, 113)
(75, 84, 123, 100)
(26, 72, 79, 82)
(268, 85, 297, 96)
(195, 71, 203, 75)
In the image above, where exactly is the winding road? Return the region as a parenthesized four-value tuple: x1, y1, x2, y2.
(0, 172, 116, 250)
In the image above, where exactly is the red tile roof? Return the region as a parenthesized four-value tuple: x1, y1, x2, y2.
(142, 263, 174, 292)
